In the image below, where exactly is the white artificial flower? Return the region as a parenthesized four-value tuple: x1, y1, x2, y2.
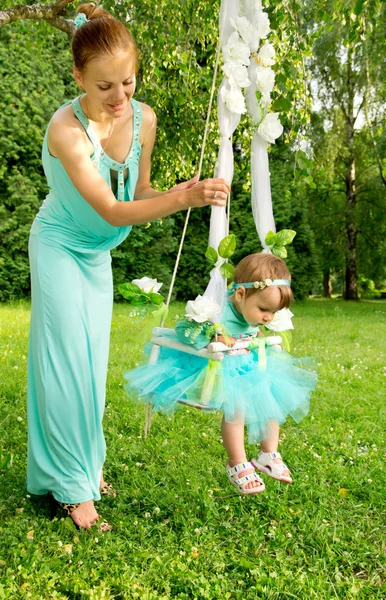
(132, 277, 163, 294)
(185, 295, 221, 323)
(255, 11, 270, 39)
(220, 85, 247, 114)
(258, 112, 284, 144)
(223, 31, 250, 66)
(265, 309, 294, 332)
(230, 16, 254, 45)
(258, 42, 276, 66)
(222, 62, 251, 88)
(255, 65, 275, 103)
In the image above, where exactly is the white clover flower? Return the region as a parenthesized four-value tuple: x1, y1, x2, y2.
(220, 85, 247, 115)
(258, 113, 284, 144)
(255, 11, 270, 39)
(222, 62, 251, 88)
(132, 277, 162, 294)
(185, 295, 221, 323)
(255, 65, 275, 103)
(223, 31, 250, 66)
(230, 16, 254, 45)
(265, 308, 294, 332)
(258, 42, 276, 66)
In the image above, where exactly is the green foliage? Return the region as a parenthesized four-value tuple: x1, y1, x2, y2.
(6, 0, 383, 304)
(0, 22, 77, 300)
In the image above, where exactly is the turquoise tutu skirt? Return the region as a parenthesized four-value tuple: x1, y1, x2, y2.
(124, 341, 318, 443)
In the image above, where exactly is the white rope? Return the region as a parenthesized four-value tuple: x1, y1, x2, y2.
(144, 40, 222, 437)
(161, 40, 222, 325)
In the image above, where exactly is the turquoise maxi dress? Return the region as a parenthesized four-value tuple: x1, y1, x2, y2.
(27, 96, 142, 503)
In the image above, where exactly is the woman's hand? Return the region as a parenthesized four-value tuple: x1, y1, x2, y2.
(181, 177, 230, 209)
(170, 174, 199, 192)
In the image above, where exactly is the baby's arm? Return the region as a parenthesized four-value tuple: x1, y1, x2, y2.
(215, 334, 236, 347)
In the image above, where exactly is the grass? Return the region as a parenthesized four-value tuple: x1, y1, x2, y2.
(0, 298, 385, 599)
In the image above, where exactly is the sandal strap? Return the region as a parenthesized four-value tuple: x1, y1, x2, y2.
(258, 451, 282, 460)
(59, 502, 81, 516)
(226, 461, 254, 477)
(236, 472, 263, 486)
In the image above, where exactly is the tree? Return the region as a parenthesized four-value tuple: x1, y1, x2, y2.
(305, 0, 385, 299)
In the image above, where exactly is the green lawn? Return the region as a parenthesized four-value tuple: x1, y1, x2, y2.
(0, 299, 385, 599)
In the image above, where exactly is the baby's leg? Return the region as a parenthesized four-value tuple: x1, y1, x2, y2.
(221, 416, 263, 490)
(257, 421, 292, 482)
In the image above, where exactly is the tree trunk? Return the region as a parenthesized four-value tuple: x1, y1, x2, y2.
(344, 49, 359, 301)
(323, 269, 332, 298)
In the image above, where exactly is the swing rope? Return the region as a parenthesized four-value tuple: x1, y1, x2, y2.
(144, 41, 223, 437)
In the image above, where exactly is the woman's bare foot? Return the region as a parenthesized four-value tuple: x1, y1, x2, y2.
(100, 472, 117, 498)
(71, 500, 99, 529)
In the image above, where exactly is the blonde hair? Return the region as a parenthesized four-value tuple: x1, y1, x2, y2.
(234, 253, 293, 309)
(72, 3, 138, 71)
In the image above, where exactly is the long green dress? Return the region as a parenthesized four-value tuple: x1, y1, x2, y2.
(27, 96, 142, 503)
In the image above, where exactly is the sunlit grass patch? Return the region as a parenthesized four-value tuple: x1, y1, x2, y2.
(0, 298, 385, 598)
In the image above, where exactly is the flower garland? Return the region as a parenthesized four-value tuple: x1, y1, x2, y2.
(220, 2, 283, 144)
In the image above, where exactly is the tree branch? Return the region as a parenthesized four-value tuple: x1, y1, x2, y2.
(0, 0, 75, 35)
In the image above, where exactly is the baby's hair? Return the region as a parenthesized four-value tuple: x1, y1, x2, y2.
(234, 253, 293, 309)
(72, 3, 138, 72)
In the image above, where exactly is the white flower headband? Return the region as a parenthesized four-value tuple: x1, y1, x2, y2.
(229, 279, 291, 292)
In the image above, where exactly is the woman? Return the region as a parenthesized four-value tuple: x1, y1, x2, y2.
(27, 3, 229, 531)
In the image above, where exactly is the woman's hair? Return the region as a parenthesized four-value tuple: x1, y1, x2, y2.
(234, 253, 293, 309)
(72, 3, 138, 71)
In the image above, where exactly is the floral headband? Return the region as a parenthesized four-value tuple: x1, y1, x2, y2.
(229, 279, 291, 292)
(74, 13, 88, 29)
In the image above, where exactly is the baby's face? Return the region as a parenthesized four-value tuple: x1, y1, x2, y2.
(238, 286, 282, 326)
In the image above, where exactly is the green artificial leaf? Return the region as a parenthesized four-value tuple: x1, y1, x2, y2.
(131, 297, 148, 307)
(149, 292, 164, 305)
(220, 263, 235, 279)
(205, 246, 218, 265)
(151, 303, 167, 318)
(272, 246, 288, 258)
(275, 229, 296, 246)
(265, 230, 277, 246)
(118, 282, 141, 295)
(218, 234, 237, 259)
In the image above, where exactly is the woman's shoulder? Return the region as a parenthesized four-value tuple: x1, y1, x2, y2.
(136, 101, 156, 129)
(47, 102, 89, 157)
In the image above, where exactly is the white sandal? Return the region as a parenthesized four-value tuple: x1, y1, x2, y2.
(251, 451, 292, 483)
(226, 461, 266, 495)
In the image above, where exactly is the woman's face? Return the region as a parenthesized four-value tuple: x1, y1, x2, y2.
(74, 50, 136, 117)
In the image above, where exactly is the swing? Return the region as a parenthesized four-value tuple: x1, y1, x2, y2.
(126, 1, 291, 434)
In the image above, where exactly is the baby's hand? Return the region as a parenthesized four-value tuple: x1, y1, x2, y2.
(216, 335, 236, 348)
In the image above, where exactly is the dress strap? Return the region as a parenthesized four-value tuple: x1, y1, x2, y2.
(71, 96, 100, 149)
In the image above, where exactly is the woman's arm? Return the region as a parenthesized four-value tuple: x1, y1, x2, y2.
(48, 107, 229, 227)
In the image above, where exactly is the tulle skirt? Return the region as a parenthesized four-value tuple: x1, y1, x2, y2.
(124, 344, 317, 443)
